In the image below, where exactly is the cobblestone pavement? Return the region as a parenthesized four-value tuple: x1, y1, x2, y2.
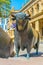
(0, 43, 43, 65)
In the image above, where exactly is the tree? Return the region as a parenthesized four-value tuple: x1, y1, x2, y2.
(0, 0, 11, 17)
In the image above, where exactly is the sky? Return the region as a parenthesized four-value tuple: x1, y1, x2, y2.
(11, 0, 30, 10)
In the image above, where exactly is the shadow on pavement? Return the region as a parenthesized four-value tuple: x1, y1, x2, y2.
(19, 52, 43, 58)
(0, 52, 43, 59)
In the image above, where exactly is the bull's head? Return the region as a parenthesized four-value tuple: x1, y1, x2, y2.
(11, 12, 31, 31)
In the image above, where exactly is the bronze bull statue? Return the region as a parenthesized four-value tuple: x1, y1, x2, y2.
(11, 12, 39, 58)
(0, 27, 15, 58)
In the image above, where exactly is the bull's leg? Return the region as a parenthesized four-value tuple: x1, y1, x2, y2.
(34, 43, 39, 55)
(36, 47, 38, 55)
(14, 39, 20, 57)
(15, 46, 20, 57)
(36, 33, 39, 55)
(27, 46, 31, 59)
(36, 43, 39, 55)
(15, 49, 19, 57)
(27, 53, 30, 59)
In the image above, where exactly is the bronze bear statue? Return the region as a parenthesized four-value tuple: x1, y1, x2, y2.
(0, 27, 15, 58)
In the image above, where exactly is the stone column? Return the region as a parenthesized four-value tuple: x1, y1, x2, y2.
(38, 0, 43, 11)
(35, 20, 39, 32)
(33, 4, 37, 15)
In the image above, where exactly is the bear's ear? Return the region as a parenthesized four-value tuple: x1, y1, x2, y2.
(25, 14, 31, 20)
(11, 14, 16, 20)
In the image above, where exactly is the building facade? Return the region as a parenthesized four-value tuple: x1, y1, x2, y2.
(0, 18, 8, 31)
(7, 7, 18, 39)
(8, 0, 43, 41)
(19, 0, 43, 40)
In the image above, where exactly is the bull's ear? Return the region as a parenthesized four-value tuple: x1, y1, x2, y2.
(11, 14, 16, 20)
(25, 14, 31, 20)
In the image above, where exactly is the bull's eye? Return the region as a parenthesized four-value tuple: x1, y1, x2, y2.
(23, 20, 25, 24)
(12, 18, 15, 21)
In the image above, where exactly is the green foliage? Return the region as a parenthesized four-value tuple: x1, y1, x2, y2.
(0, 0, 11, 18)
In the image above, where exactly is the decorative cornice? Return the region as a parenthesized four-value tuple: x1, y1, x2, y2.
(19, 0, 39, 12)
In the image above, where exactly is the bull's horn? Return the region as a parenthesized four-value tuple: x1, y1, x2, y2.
(25, 14, 31, 20)
(11, 14, 16, 20)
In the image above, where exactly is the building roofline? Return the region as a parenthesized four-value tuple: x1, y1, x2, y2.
(10, 0, 39, 13)
(19, 0, 38, 12)
(19, 0, 31, 12)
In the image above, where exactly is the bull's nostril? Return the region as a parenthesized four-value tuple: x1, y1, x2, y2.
(18, 21, 23, 25)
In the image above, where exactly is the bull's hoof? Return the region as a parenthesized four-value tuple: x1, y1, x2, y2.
(27, 53, 30, 59)
(36, 52, 38, 55)
(15, 54, 19, 57)
(36, 48, 38, 55)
